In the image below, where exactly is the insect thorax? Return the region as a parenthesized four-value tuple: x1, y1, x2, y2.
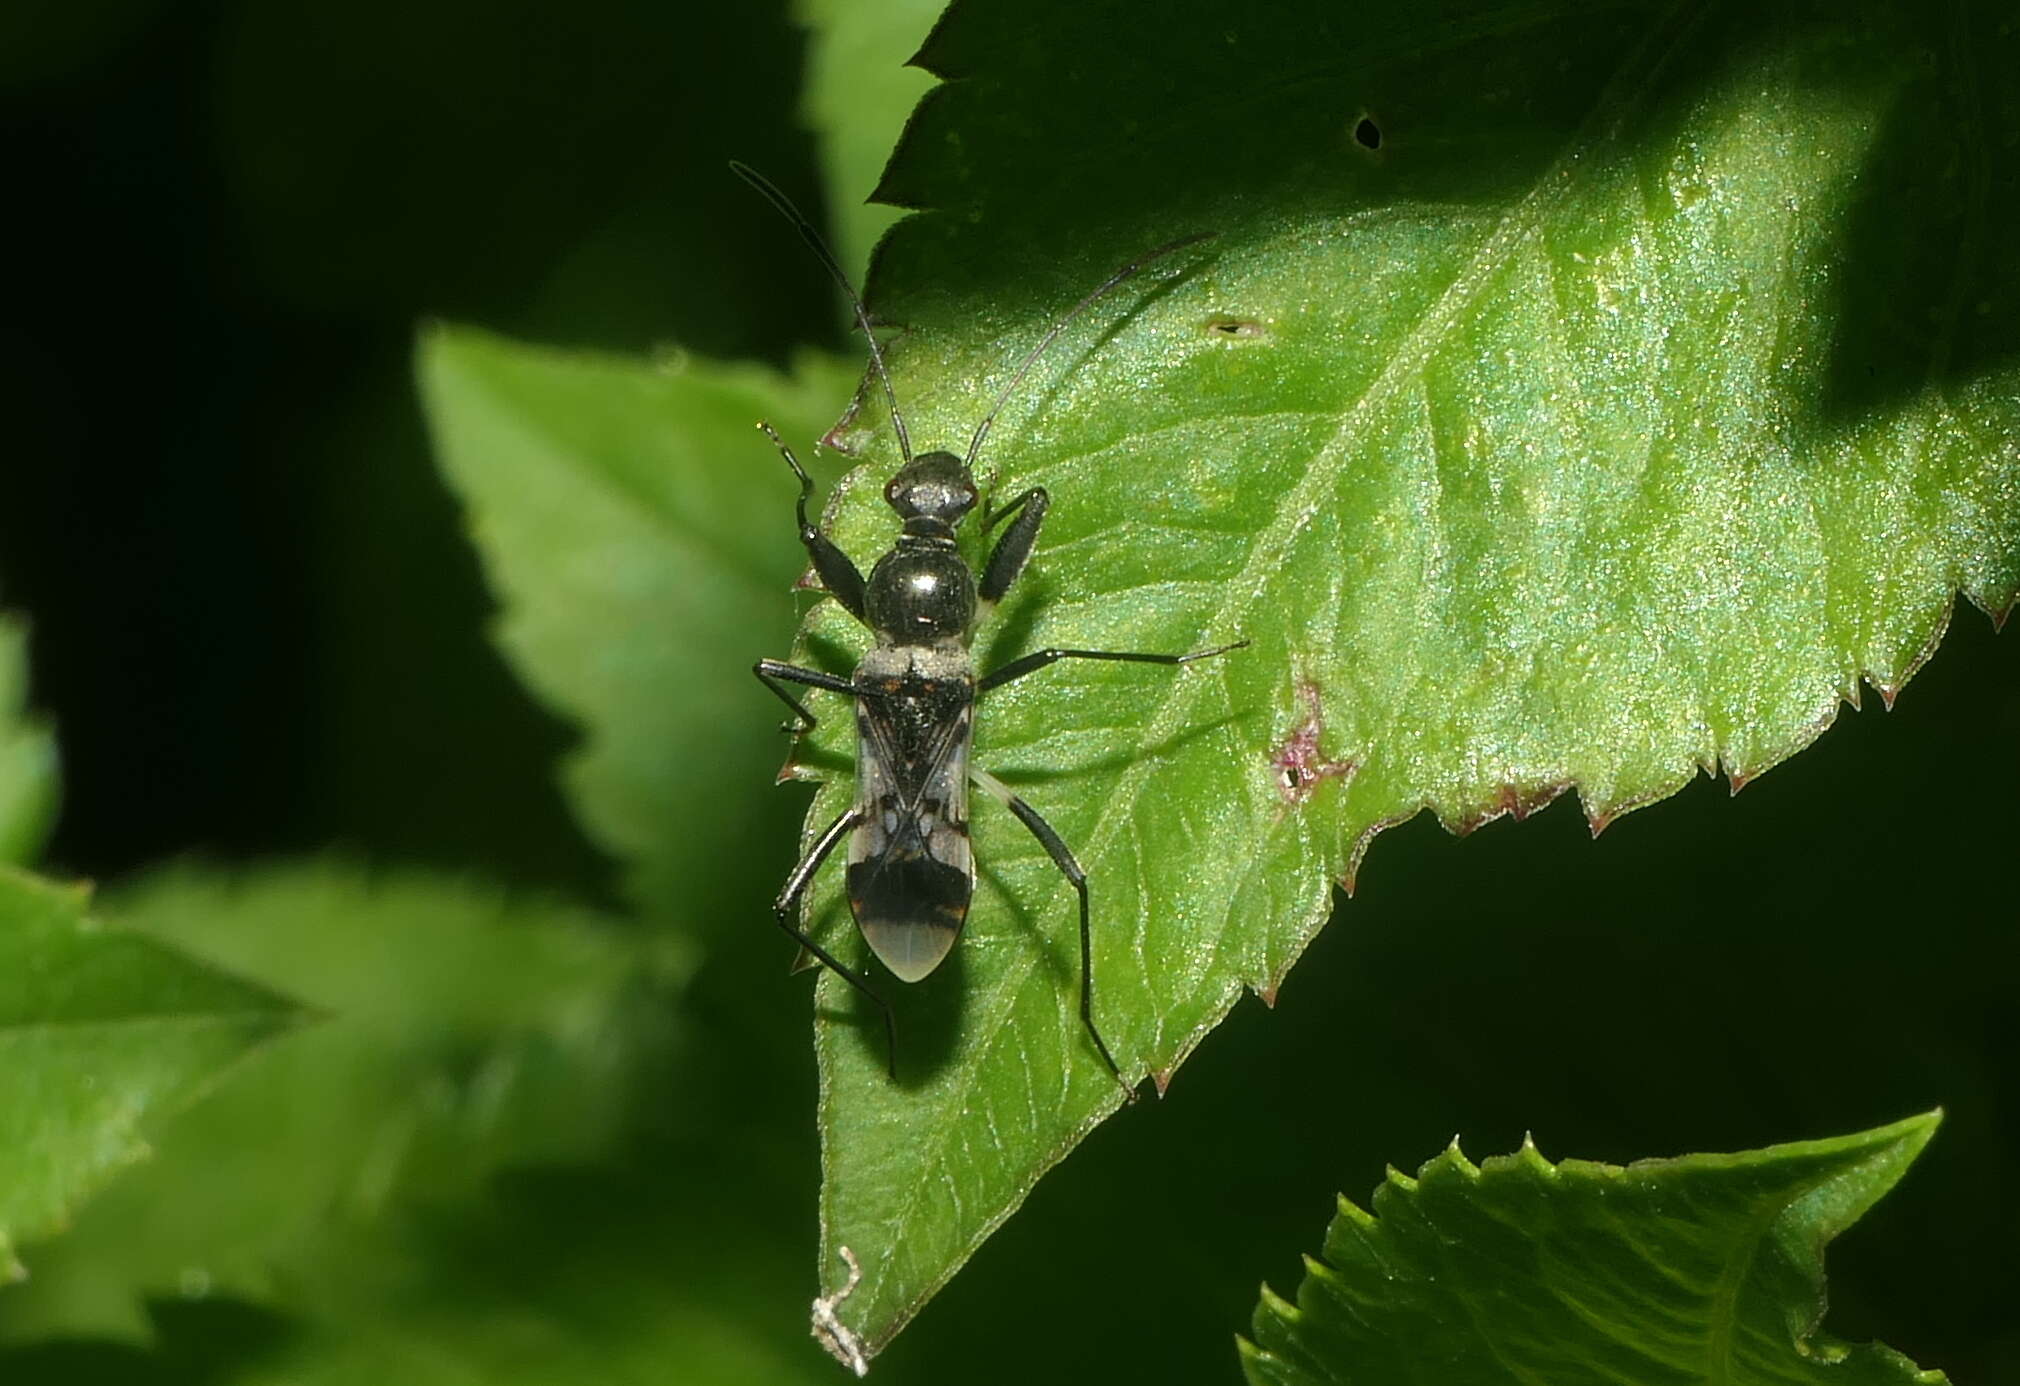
(853, 645, 976, 792)
(865, 538, 976, 646)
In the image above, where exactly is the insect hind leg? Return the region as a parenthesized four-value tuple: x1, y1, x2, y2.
(775, 805, 898, 1079)
(971, 767, 1133, 1099)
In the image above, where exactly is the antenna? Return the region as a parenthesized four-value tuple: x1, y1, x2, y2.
(964, 232, 1213, 468)
(730, 161, 913, 463)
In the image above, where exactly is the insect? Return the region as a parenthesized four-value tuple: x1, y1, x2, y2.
(734, 162, 1244, 1087)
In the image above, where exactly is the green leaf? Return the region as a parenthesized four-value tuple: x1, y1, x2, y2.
(801, 0, 2020, 1353)
(0, 619, 57, 867)
(133, 1162, 845, 1386)
(0, 860, 665, 1342)
(795, 0, 941, 274)
(418, 325, 863, 923)
(0, 867, 296, 1284)
(1241, 1114, 1947, 1386)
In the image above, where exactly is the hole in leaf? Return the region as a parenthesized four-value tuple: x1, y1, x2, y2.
(1204, 314, 1268, 340)
(1353, 116, 1382, 150)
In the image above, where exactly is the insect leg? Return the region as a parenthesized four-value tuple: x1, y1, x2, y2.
(977, 486, 1048, 604)
(754, 658, 855, 733)
(775, 805, 899, 1080)
(757, 420, 868, 622)
(977, 639, 1248, 694)
(971, 766, 1132, 1098)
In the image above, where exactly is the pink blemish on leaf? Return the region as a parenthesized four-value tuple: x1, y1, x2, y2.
(1451, 781, 1569, 836)
(1270, 681, 1355, 806)
(1496, 782, 1558, 822)
(1152, 1067, 1177, 1098)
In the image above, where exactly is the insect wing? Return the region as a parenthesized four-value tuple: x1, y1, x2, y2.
(847, 694, 974, 983)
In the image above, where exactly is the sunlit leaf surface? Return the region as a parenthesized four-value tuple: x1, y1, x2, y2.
(795, 0, 2020, 1355)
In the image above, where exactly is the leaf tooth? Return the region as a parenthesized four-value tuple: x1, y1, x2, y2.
(1446, 779, 1573, 836)
(1333, 1193, 1376, 1229)
(1381, 1164, 1419, 1194)
(1252, 1284, 1300, 1325)
(1510, 1134, 1558, 1179)
(1298, 1251, 1346, 1290)
(1336, 816, 1390, 896)
(1233, 1337, 1298, 1386)
(1423, 1137, 1482, 1182)
(1581, 769, 1693, 837)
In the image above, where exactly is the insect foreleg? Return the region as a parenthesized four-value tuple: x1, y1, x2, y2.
(754, 658, 855, 733)
(774, 805, 898, 1080)
(977, 639, 1247, 695)
(971, 767, 1131, 1097)
(977, 486, 1048, 604)
(757, 419, 868, 623)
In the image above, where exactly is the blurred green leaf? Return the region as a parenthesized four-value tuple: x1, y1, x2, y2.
(796, 0, 941, 274)
(225, 1312, 830, 1386)
(157, 1172, 842, 1386)
(0, 867, 297, 1285)
(0, 860, 669, 1343)
(419, 326, 862, 924)
(0, 619, 56, 867)
(796, 0, 2020, 1354)
(1242, 1114, 1947, 1386)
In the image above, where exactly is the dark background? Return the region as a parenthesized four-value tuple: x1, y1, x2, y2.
(1, 0, 836, 894)
(1, 2, 2014, 1382)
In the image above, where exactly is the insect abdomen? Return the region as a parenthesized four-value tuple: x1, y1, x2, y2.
(848, 839, 969, 983)
(848, 647, 976, 983)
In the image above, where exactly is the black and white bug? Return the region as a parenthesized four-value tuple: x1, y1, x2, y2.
(735, 162, 1243, 1088)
